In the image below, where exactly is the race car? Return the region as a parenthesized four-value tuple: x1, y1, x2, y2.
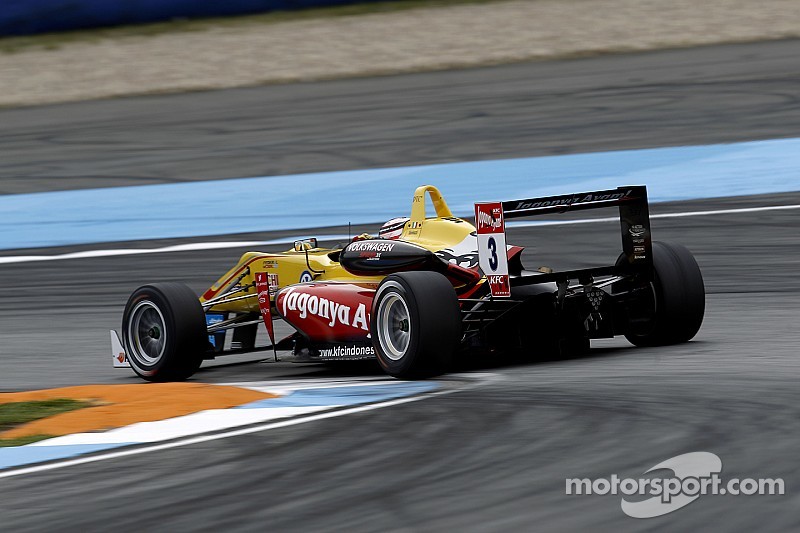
(111, 184, 705, 382)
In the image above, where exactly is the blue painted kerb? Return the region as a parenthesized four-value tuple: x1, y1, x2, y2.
(1, 137, 799, 250)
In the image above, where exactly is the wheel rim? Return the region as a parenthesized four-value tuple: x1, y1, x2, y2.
(377, 293, 411, 361)
(128, 300, 167, 365)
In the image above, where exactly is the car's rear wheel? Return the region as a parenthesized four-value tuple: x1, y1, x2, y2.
(624, 241, 705, 346)
(122, 282, 207, 381)
(371, 272, 461, 379)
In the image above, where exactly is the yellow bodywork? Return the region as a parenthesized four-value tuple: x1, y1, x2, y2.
(201, 185, 478, 313)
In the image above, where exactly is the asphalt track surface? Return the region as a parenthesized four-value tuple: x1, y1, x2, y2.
(2, 40, 800, 531)
(2, 39, 800, 195)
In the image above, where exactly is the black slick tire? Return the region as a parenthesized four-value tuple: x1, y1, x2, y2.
(371, 272, 461, 379)
(625, 241, 705, 346)
(122, 282, 207, 382)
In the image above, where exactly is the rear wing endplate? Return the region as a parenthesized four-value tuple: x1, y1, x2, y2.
(476, 185, 653, 291)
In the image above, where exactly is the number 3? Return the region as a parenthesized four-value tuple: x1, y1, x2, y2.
(488, 236, 498, 271)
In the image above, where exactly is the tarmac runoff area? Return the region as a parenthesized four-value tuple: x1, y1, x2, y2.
(1, 0, 800, 107)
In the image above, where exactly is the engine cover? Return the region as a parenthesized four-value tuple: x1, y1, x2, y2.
(339, 239, 437, 276)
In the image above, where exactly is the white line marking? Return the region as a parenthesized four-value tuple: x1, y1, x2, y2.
(0, 234, 350, 265)
(2, 203, 798, 265)
(226, 377, 407, 393)
(29, 406, 332, 446)
(507, 203, 800, 228)
(0, 379, 486, 480)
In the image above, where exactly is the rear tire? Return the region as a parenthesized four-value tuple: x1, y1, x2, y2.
(122, 282, 207, 382)
(625, 241, 705, 346)
(371, 272, 461, 379)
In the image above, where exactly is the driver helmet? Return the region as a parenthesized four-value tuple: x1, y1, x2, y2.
(379, 217, 409, 240)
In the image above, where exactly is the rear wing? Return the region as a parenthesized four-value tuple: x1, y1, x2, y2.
(475, 185, 653, 295)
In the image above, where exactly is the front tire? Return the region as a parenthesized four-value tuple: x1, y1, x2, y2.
(122, 282, 207, 382)
(371, 272, 461, 379)
(625, 241, 705, 346)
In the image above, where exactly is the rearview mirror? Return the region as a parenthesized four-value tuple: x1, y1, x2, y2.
(293, 238, 318, 252)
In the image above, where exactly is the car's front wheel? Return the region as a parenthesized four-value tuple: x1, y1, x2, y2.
(122, 282, 207, 381)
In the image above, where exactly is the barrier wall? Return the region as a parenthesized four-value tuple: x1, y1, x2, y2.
(1, 0, 391, 36)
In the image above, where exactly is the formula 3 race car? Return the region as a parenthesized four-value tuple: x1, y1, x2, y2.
(111, 184, 705, 381)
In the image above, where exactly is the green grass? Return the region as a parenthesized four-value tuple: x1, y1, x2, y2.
(0, 398, 92, 447)
(0, 0, 510, 54)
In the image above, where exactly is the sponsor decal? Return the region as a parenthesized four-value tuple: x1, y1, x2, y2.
(413, 195, 423, 203)
(299, 271, 313, 283)
(486, 274, 510, 296)
(254, 272, 276, 347)
(281, 286, 370, 332)
(513, 189, 633, 211)
(476, 209, 503, 231)
(629, 224, 646, 237)
(261, 260, 279, 269)
(475, 202, 510, 297)
(317, 345, 376, 358)
(117, 352, 126, 364)
(205, 313, 226, 348)
(410, 221, 423, 229)
(436, 234, 480, 269)
(347, 241, 396, 253)
(437, 249, 480, 269)
(267, 272, 279, 294)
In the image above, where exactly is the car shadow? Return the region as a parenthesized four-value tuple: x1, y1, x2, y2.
(194, 341, 640, 380)
(190, 336, 705, 381)
(450, 343, 637, 374)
